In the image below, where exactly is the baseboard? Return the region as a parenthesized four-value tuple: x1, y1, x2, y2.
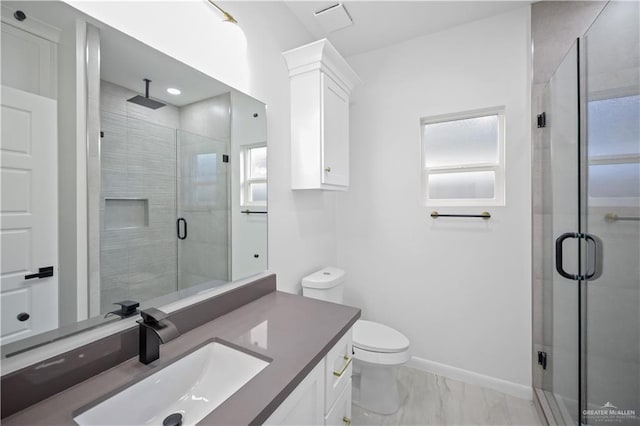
(407, 356, 533, 401)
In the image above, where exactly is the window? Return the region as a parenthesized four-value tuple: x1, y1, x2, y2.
(587, 94, 639, 207)
(194, 153, 217, 205)
(241, 144, 267, 207)
(421, 107, 505, 206)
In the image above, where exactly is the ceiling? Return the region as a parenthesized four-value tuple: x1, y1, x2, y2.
(284, 1, 530, 58)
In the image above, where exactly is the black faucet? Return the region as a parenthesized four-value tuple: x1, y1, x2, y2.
(137, 308, 180, 365)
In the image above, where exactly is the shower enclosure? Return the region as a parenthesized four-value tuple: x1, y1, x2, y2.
(535, 2, 639, 425)
(98, 109, 229, 314)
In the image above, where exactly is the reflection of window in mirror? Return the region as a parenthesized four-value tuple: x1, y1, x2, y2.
(241, 144, 267, 207)
(194, 153, 218, 205)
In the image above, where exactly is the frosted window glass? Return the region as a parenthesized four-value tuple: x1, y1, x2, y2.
(250, 182, 267, 202)
(196, 153, 217, 183)
(428, 171, 495, 199)
(194, 153, 217, 204)
(588, 95, 640, 157)
(589, 163, 640, 198)
(249, 146, 267, 179)
(423, 115, 499, 167)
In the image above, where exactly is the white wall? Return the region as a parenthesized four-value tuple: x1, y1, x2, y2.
(65, 0, 337, 294)
(337, 6, 532, 395)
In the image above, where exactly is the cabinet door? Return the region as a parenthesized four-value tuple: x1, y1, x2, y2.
(324, 329, 352, 412)
(264, 361, 324, 426)
(321, 74, 349, 187)
(325, 379, 352, 426)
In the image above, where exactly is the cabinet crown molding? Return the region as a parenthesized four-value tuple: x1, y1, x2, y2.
(283, 38, 362, 94)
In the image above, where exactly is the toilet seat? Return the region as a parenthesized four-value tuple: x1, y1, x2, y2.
(352, 320, 410, 366)
(353, 345, 410, 365)
(353, 320, 410, 353)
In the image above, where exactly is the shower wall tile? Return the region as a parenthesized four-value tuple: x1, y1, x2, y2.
(101, 133, 127, 169)
(97, 79, 231, 311)
(181, 211, 228, 244)
(127, 101, 180, 129)
(180, 241, 228, 282)
(179, 93, 231, 141)
(128, 119, 177, 142)
(101, 112, 127, 136)
(99, 80, 180, 313)
(101, 80, 180, 128)
(100, 81, 128, 116)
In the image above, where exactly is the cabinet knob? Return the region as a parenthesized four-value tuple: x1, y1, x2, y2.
(17, 312, 30, 322)
(324, 166, 331, 173)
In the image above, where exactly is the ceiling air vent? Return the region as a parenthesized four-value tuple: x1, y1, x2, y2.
(314, 3, 353, 33)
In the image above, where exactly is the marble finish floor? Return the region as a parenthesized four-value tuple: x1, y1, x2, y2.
(352, 366, 541, 426)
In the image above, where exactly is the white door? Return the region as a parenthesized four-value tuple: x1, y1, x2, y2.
(1, 85, 58, 344)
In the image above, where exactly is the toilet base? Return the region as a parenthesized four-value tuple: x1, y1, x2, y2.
(352, 359, 401, 415)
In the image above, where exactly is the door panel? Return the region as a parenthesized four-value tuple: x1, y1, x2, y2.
(583, 2, 640, 425)
(1, 85, 58, 344)
(177, 130, 229, 289)
(547, 42, 581, 425)
(321, 74, 349, 187)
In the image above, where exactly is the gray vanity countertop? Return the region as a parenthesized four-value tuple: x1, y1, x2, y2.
(3, 291, 360, 425)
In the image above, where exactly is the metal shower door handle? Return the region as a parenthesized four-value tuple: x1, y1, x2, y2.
(555, 232, 602, 281)
(555, 232, 580, 280)
(176, 218, 187, 240)
(584, 233, 602, 280)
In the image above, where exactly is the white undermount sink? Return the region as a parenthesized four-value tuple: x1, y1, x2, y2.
(74, 341, 269, 426)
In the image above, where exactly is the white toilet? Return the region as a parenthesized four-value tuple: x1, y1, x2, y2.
(301, 267, 410, 415)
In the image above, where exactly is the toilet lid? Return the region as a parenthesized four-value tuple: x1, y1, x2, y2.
(353, 320, 410, 353)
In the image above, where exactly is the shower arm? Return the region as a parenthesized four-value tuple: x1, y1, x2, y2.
(144, 78, 150, 98)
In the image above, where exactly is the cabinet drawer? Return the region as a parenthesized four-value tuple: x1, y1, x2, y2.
(324, 329, 353, 413)
(325, 378, 352, 426)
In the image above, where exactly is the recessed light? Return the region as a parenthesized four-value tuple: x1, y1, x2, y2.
(167, 88, 181, 95)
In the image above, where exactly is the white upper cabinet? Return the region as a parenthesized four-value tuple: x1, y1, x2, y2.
(283, 39, 361, 191)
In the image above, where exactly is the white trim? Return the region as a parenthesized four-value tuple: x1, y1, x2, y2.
(1, 5, 61, 43)
(407, 356, 533, 401)
(421, 107, 506, 207)
(240, 143, 268, 208)
(75, 19, 89, 321)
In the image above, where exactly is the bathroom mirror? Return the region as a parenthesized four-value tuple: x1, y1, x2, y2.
(0, 0, 268, 355)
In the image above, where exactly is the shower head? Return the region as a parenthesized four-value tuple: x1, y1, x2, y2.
(127, 79, 166, 109)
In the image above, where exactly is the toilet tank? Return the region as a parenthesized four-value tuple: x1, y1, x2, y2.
(301, 267, 345, 304)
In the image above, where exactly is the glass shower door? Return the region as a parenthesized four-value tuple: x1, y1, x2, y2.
(177, 130, 229, 290)
(583, 2, 640, 425)
(540, 41, 581, 425)
(540, 3, 640, 424)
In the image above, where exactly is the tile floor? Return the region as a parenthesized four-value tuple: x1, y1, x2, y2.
(352, 366, 542, 426)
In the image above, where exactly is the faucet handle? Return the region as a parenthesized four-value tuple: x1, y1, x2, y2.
(140, 307, 168, 323)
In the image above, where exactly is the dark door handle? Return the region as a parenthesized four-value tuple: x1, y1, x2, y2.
(555, 233, 580, 280)
(24, 266, 54, 280)
(584, 234, 602, 280)
(176, 218, 187, 240)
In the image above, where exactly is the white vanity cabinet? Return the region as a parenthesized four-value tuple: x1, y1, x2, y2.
(323, 329, 353, 426)
(265, 328, 353, 425)
(283, 39, 361, 191)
